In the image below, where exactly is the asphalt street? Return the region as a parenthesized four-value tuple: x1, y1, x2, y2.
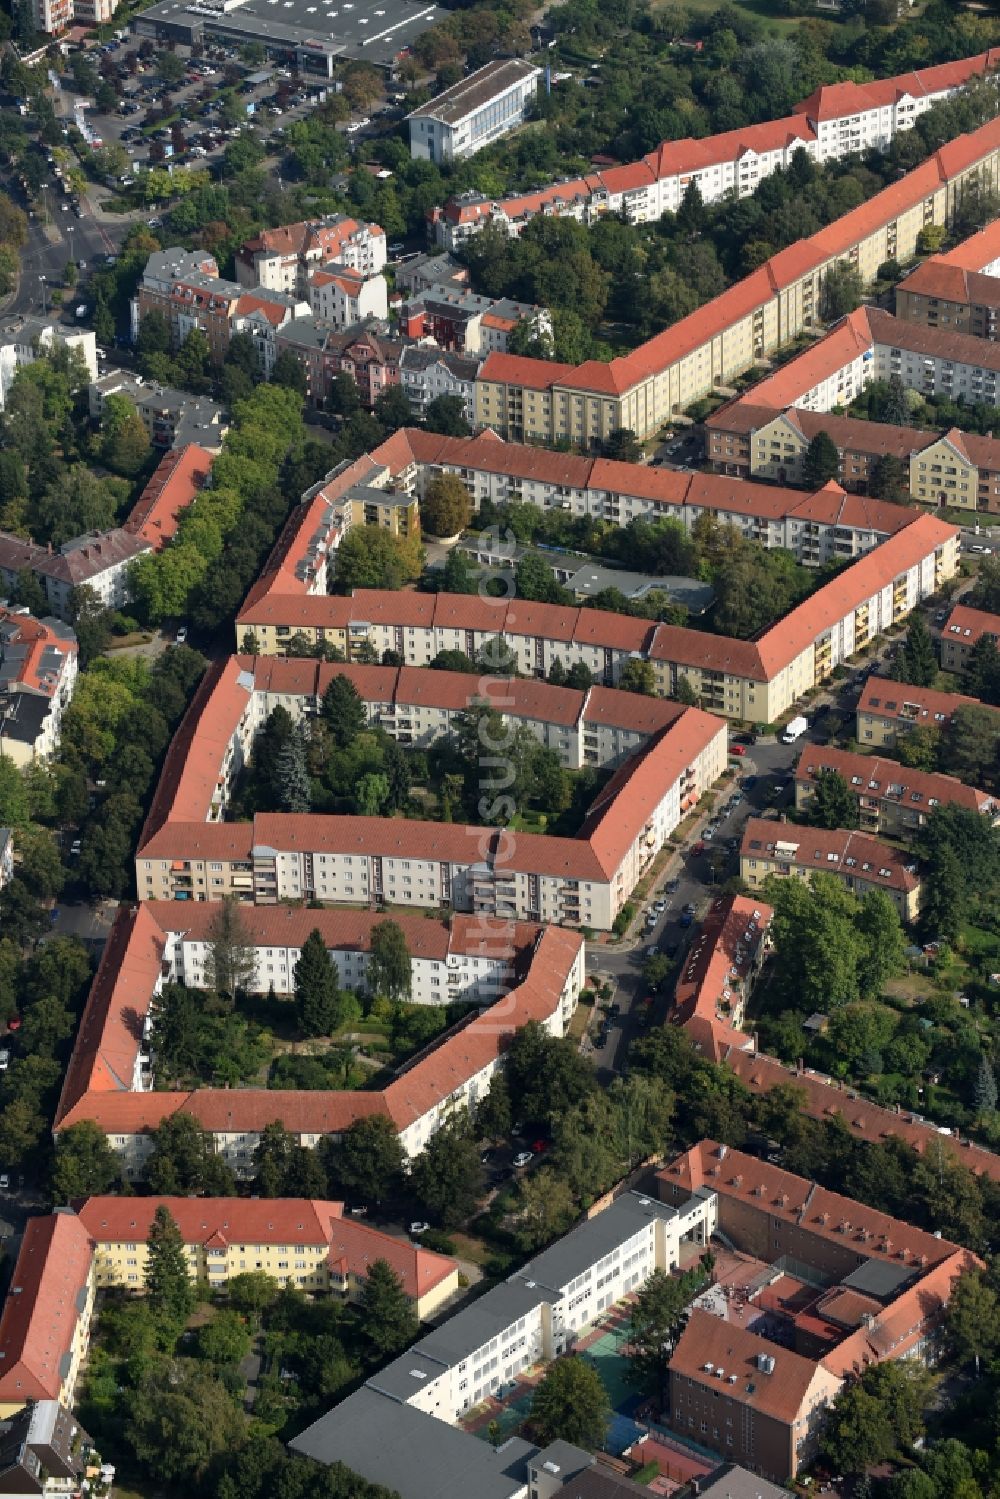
(580, 591, 973, 1078)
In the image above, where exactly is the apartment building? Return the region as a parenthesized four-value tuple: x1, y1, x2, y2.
(53, 902, 584, 1168)
(895, 215, 1000, 335)
(0, 608, 78, 766)
(291, 1187, 716, 1495)
(0, 320, 96, 412)
(399, 284, 549, 356)
(391, 425, 921, 563)
(235, 215, 387, 296)
(136, 248, 308, 365)
(238, 498, 958, 722)
(709, 401, 1000, 512)
(431, 52, 1000, 249)
(307, 265, 388, 329)
(672, 894, 774, 1047)
(470, 114, 1000, 444)
(0, 1213, 96, 1418)
(0, 1400, 94, 1499)
(407, 58, 542, 164)
(0, 1198, 455, 1432)
(856, 675, 985, 748)
(88, 374, 227, 452)
(740, 816, 922, 921)
(398, 347, 479, 422)
(794, 744, 996, 833)
(658, 1142, 978, 1482)
(940, 601, 1000, 670)
(76, 1197, 458, 1316)
(134, 673, 727, 930)
(122, 444, 212, 552)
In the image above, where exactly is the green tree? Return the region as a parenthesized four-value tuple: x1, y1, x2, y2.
(275, 731, 311, 813)
(944, 1269, 1000, 1370)
(9, 568, 46, 616)
(896, 724, 940, 771)
(807, 768, 859, 830)
(529, 1357, 611, 1449)
(821, 261, 865, 321)
(0, 755, 30, 827)
(940, 704, 1000, 787)
(973, 1055, 998, 1115)
(50, 1119, 119, 1202)
(326, 1113, 404, 1205)
(856, 889, 906, 997)
(368, 919, 411, 1002)
(321, 675, 367, 748)
(420, 474, 471, 538)
(127, 1360, 246, 1484)
(253, 1120, 297, 1197)
(506, 1167, 577, 1252)
(618, 659, 657, 696)
(360, 1258, 418, 1357)
(355, 771, 390, 817)
(893, 615, 937, 688)
(271, 349, 307, 396)
(868, 454, 910, 505)
(333, 527, 423, 591)
(803, 430, 841, 488)
(410, 1113, 483, 1228)
(294, 929, 342, 1037)
(424, 395, 470, 437)
(603, 428, 641, 463)
(145, 1204, 194, 1323)
(146, 1113, 235, 1196)
(227, 1270, 280, 1317)
(204, 897, 256, 1005)
(962, 634, 1000, 706)
(100, 393, 151, 477)
(629, 1267, 702, 1394)
(765, 874, 863, 1011)
(198, 1309, 251, 1365)
(921, 841, 968, 942)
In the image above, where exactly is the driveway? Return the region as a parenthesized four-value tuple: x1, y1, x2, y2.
(583, 623, 913, 1077)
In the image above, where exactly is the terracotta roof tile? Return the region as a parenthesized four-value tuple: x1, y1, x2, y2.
(0, 1214, 94, 1404)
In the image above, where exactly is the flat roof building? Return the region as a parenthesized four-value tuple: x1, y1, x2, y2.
(407, 58, 542, 164)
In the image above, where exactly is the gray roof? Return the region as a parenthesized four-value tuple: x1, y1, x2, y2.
(841, 1259, 917, 1302)
(394, 252, 468, 295)
(511, 1191, 678, 1297)
(142, 247, 216, 283)
(136, 0, 443, 67)
(564, 564, 716, 614)
(0, 691, 49, 745)
(399, 345, 480, 381)
(407, 58, 540, 125)
(291, 1387, 536, 1499)
(695, 1461, 793, 1499)
(275, 316, 331, 353)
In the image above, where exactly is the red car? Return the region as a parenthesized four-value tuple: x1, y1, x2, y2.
(692, 840, 706, 856)
(729, 743, 747, 757)
(532, 1139, 549, 1154)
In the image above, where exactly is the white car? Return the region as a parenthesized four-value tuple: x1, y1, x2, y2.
(410, 1221, 429, 1235)
(0, 1049, 9, 1071)
(0, 1175, 9, 1191)
(513, 1152, 532, 1168)
(175, 624, 188, 644)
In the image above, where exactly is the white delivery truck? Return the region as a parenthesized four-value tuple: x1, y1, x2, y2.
(781, 714, 808, 744)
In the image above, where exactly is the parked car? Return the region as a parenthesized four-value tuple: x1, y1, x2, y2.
(513, 1152, 532, 1168)
(0, 1050, 8, 1071)
(175, 623, 188, 644)
(691, 840, 706, 856)
(665, 877, 680, 893)
(729, 743, 747, 757)
(409, 1221, 429, 1235)
(679, 912, 694, 928)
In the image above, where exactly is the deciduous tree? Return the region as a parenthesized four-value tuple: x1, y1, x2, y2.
(529, 1357, 610, 1449)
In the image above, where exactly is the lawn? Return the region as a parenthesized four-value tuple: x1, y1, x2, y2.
(651, 0, 813, 34)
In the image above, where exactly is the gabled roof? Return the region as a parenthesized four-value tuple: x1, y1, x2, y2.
(0, 1213, 94, 1404)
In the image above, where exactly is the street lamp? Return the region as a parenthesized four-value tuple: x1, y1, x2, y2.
(39, 276, 47, 315)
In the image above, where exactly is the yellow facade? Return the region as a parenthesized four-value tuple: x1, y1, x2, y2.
(909, 435, 979, 509)
(90, 1238, 458, 1320)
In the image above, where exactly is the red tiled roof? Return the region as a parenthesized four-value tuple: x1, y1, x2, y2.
(124, 444, 212, 550)
(858, 675, 982, 726)
(0, 1214, 94, 1404)
(669, 1309, 826, 1422)
(755, 513, 957, 677)
(794, 742, 993, 814)
(477, 353, 576, 390)
(673, 894, 773, 1035)
(942, 602, 1000, 649)
(740, 816, 920, 894)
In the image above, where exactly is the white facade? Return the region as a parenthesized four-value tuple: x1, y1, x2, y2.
(0, 323, 97, 411)
(408, 60, 542, 165)
(399, 349, 479, 422)
(308, 269, 388, 330)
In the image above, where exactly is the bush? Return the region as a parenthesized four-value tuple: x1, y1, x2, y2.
(612, 900, 637, 937)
